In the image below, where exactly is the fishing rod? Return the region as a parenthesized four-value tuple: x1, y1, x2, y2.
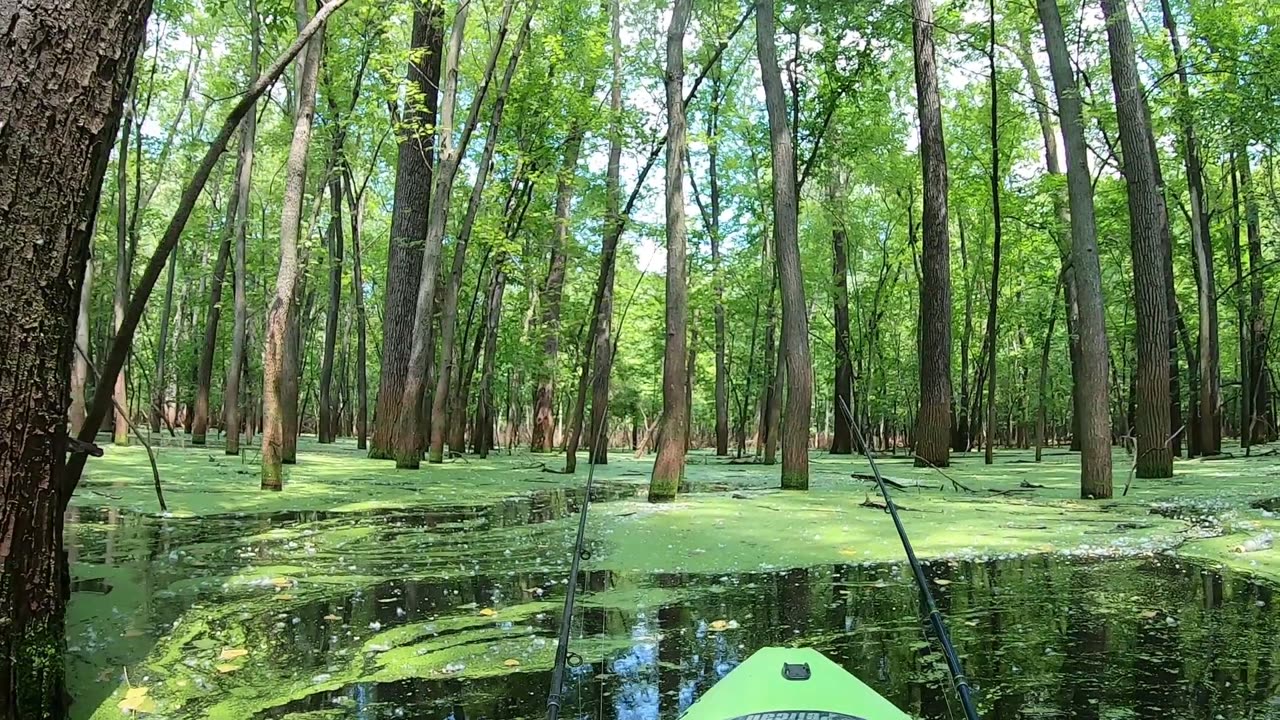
(838, 397, 981, 720)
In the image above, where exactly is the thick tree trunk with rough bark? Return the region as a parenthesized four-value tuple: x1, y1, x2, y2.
(370, 0, 443, 458)
(0, 0, 150, 714)
(1038, 0, 1113, 496)
(193, 186, 236, 444)
(911, 0, 953, 468)
(1102, 0, 1172, 478)
(829, 177, 854, 455)
(263, 24, 323, 489)
(648, 0, 693, 502)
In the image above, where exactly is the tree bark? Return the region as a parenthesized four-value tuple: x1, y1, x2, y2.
(983, 0, 1002, 465)
(151, 239, 179, 433)
(709, 70, 730, 456)
(1037, 273, 1064, 461)
(1229, 157, 1249, 445)
(112, 102, 134, 447)
(475, 264, 507, 458)
(346, 175, 369, 449)
(0, 0, 150, 713)
(1240, 152, 1270, 443)
(1102, 0, 1172, 478)
(192, 182, 236, 444)
(911, 0, 953, 468)
(532, 125, 587, 453)
(223, 0, 261, 456)
(426, 3, 526, 463)
(648, 0, 694, 502)
(318, 169, 343, 443)
(263, 18, 323, 489)
(70, 259, 95, 434)
(370, 0, 444, 458)
(829, 175, 854, 455)
(1038, 0, 1114, 496)
(1158, 0, 1219, 454)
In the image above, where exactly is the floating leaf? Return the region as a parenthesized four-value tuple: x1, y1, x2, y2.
(218, 647, 248, 661)
(271, 577, 292, 588)
(1139, 610, 1159, 619)
(708, 619, 733, 631)
(215, 664, 241, 674)
(479, 608, 497, 617)
(275, 594, 295, 601)
(503, 659, 521, 667)
(323, 614, 342, 622)
(118, 686, 156, 713)
(933, 579, 952, 586)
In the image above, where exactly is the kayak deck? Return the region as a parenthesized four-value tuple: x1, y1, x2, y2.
(679, 647, 912, 720)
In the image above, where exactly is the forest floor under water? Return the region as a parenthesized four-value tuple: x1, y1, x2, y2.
(68, 438, 1280, 720)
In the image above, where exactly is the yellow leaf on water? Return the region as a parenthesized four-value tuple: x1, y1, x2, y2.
(271, 577, 292, 588)
(708, 620, 729, 631)
(323, 614, 342, 622)
(1139, 610, 1159, 619)
(479, 608, 497, 617)
(839, 548, 858, 557)
(218, 648, 248, 661)
(503, 659, 521, 668)
(933, 579, 952, 586)
(275, 594, 295, 601)
(215, 664, 241, 674)
(118, 686, 156, 713)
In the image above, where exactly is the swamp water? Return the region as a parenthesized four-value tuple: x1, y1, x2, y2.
(69, 486, 1280, 720)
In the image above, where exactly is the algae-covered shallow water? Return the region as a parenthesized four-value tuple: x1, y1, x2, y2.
(69, 466, 1280, 720)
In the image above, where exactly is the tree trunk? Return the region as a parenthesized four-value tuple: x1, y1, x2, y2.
(370, 0, 443, 458)
(1037, 274, 1064, 461)
(1102, 0, 1172, 478)
(0, 0, 149, 713)
(1038, 0, 1114, 496)
(223, 0, 261, 455)
(709, 71, 730, 457)
(347, 177, 369, 449)
(427, 5, 526, 463)
(533, 121, 587, 453)
(1230, 158, 1249, 445)
(193, 182, 237, 444)
(319, 170, 343, 443)
(956, 217, 972, 452)
(983, 0, 1002, 465)
(829, 176, 854, 455)
(648, 0, 693, 502)
(475, 264, 507, 458)
(911, 0, 953, 468)
(263, 20, 323, 489)
(151, 241, 179, 434)
(70, 259, 95, 434)
(1240, 152, 1270, 443)
(112, 104, 134, 447)
(1158, 0, 1219, 454)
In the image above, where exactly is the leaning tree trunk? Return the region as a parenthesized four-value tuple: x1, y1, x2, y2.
(648, 0, 694, 502)
(263, 23, 323, 489)
(192, 176, 238, 444)
(1038, 0, 1114, 497)
(1102, 0, 1172, 478)
(829, 175, 854, 454)
(370, 0, 443, 458)
(911, 0, 953, 468)
(0, 0, 150, 714)
(224, 0, 261, 455)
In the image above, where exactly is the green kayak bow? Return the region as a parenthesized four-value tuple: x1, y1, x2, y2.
(679, 647, 912, 720)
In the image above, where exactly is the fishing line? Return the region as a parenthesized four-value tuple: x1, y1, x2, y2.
(837, 396, 982, 720)
(546, 246, 658, 720)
